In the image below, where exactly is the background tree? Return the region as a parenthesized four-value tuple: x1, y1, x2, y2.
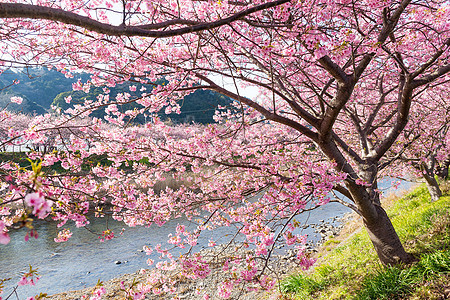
(376, 87, 450, 202)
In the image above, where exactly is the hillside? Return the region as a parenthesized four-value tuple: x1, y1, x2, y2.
(0, 68, 232, 124)
(0, 68, 88, 114)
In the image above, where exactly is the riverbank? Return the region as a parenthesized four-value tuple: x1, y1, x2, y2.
(278, 182, 450, 300)
(44, 182, 432, 300)
(45, 214, 352, 299)
(45, 244, 296, 300)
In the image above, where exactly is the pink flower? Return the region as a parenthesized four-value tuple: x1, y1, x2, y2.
(72, 79, 83, 91)
(18, 277, 28, 286)
(10, 96, 23, 104)
(314, 47, 328, 59)
(143, 245, 153, 255)
(87, 285, 106, 300)
(296, 248, 317, 270)
(355, 178, 371, 187)
(283, 231, 297, 245)
(99, 229, 114, 242)
(25, 193, 53, 218)
(218, 280, 233, 298)
(25, 192, 45, 207)
(65, 95, 72, 103)
(0, 221, 10, 245)
(54, 229, 72, 242)
(392, 180, 401, 189)
(18, 276, 38, 286)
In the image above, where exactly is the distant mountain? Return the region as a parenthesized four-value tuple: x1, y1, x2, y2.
(0, 68, 232, 124)
(52, 85, 232, 124)
(0, 68, 89, 114)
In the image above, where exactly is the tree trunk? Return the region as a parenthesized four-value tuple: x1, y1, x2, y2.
(436, 157, 450, 181)
(345, 167, 415, 265)
(363, 205, 416, 265)
(319, 140, 415, 265)
(423, 172, 442, 202)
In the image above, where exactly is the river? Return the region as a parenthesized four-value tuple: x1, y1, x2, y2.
(0, 178, 415, 298)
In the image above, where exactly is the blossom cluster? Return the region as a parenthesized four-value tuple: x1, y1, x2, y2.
(25, 193, 53, 219)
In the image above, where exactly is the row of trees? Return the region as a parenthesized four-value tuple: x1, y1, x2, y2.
(0, 0, 449, 298)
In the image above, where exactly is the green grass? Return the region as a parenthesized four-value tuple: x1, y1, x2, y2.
(279, 184, 450, 300)
(356, 266, 418, 300)
(280, 274, 327, 298)
(412, 251, 450, 280)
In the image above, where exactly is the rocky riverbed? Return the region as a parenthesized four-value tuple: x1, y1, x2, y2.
(46, 213, 352, 300)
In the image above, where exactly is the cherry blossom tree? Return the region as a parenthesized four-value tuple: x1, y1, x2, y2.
(380, 87, 450, 201)
(404, 105, 449, 201)
(1, 110, 340, 297)
(0, 105, 36, 154)
(0, 0, 450, 297)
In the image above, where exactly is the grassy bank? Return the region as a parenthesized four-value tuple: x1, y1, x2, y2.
(279, 183, 450, 300)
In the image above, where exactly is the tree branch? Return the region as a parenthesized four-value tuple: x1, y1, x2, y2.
(373, 77, 414, 161)
(0, 0, 289, 38)
(317, 56, 350, 85)
(196, 74, 320, 142)
(411, 38, 450, 79)
(412, 63, 450, 88)
(352, 0, 412, 81)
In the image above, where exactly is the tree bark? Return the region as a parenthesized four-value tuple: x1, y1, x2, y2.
(363, 205, 416, 265)
(420, 161, 443, 202)
(423, 172, 442, 202)
(344, 166, 415, 265)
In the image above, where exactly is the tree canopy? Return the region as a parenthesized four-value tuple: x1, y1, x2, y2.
(0, 0, 449, 298)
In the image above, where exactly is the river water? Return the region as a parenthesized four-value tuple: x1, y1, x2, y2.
(0, 178, 414, 298)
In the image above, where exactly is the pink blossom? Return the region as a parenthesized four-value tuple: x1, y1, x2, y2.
(99, 229, 114, 242)
(24, 229, 39, 242)
(54, 228, 73, 242)
(0, 221, 10, 245)
(25, 192, 53, 218)
(392, 180, 401, 189)
(17, 277, 28, 286)
(0, 2, 447, 297)
(10, 96, 23, 104)
(283, 231, 297, 245)
(18, 275, 39, 286)
(89, 286, 106, 300)
(143, 245, 153, 255)
(355, 178, 371, 187)
(218, 281, 233, 298)
(297, 248, 317, 270)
